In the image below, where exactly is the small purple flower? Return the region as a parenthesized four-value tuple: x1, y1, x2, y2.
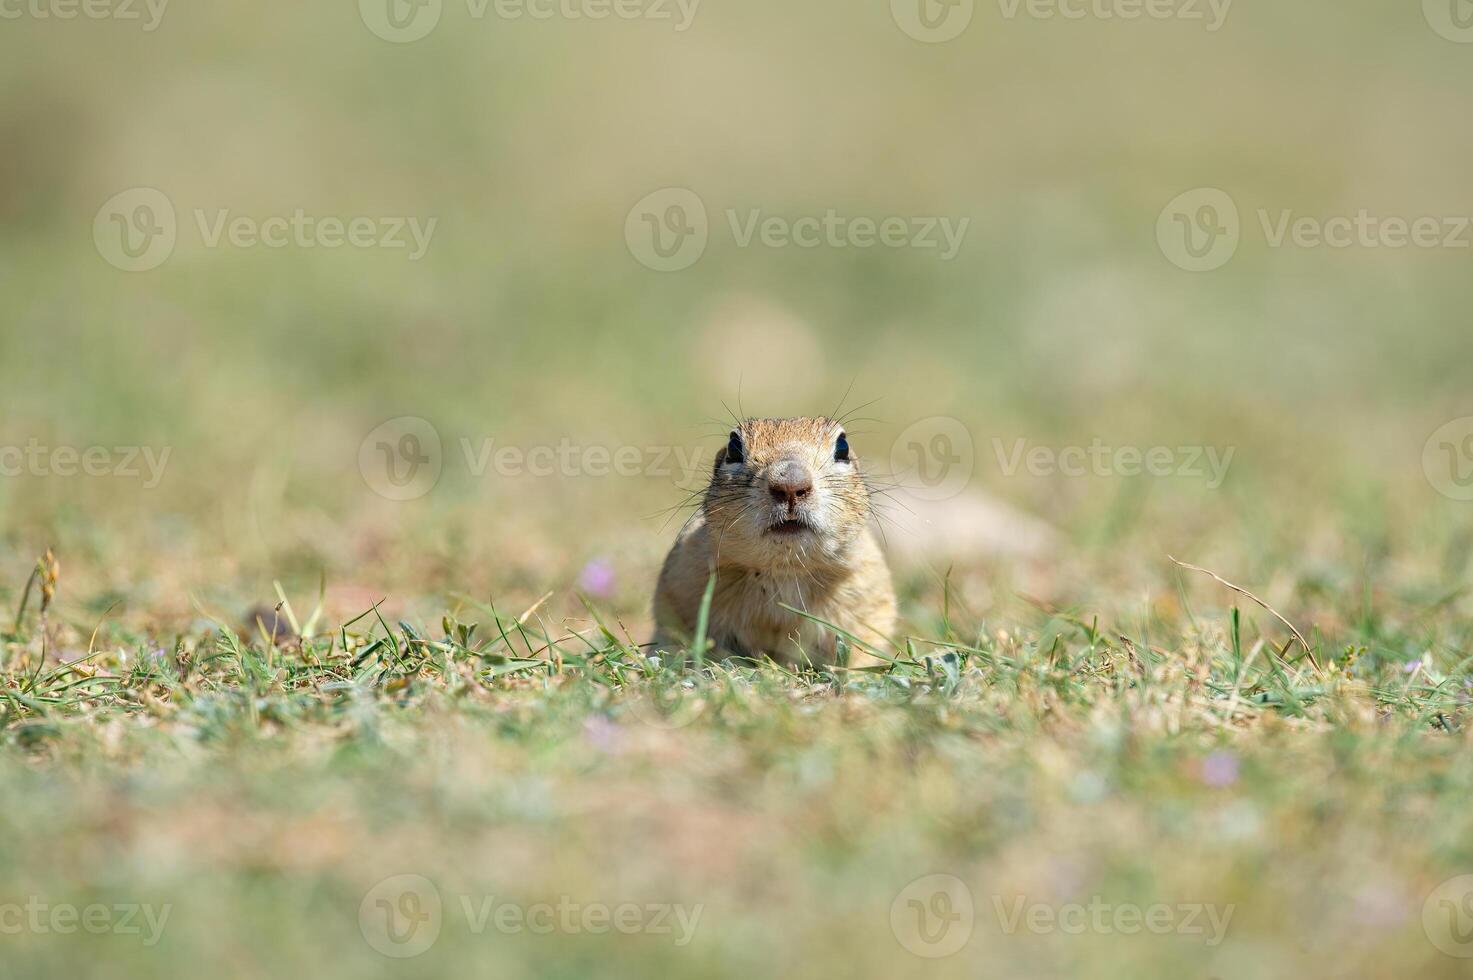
(1200, 751, 1239, 788)
(582, 715, 623, 753)
(578, 557, 616, 598)
(1404, 659, 1423, 674)
(1351, 882, 1410, 929)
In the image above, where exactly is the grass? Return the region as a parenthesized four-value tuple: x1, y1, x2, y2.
(4, 548, 1473, 979)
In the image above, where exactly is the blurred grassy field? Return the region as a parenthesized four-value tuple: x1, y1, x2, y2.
(3, 1, 1473, 977)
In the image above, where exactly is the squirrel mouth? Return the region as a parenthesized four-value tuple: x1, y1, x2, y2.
(768, 519, 811, 536)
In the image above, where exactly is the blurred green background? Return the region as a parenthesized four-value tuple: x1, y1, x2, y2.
(3, 2, 1473, 977)
(3, 0, 1471, 617)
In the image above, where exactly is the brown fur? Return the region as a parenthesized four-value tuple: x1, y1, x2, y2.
(652, 417, 897, 666)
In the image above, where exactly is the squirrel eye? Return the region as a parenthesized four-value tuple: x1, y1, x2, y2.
(834, 432, 851, 462)
(726, 431, 745, 465)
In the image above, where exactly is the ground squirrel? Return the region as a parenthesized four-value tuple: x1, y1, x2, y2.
(652, 417, 896, 665)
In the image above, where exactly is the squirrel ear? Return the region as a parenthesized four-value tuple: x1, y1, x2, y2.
(714, 430, 738, 473)
(724, 430, 745, 465)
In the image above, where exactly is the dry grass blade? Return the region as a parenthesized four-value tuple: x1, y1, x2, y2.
(1169, 556, 1321, 672)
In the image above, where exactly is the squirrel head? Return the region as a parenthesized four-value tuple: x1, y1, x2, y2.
(703, 417, 873, 571)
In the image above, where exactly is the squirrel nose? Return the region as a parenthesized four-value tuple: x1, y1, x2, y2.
(768, 460, 813, 508)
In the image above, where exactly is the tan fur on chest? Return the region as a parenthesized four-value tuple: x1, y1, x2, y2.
(709, 567, 833, 654)
(653, 511, 896, 664)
